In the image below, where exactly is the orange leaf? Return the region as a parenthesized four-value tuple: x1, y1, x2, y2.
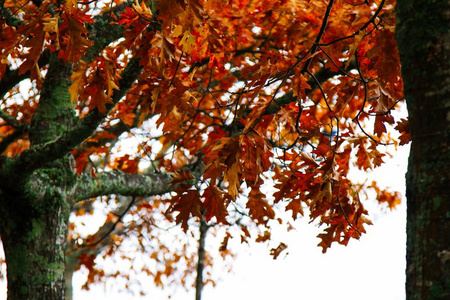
(285, 198, 304, 219)
(69, 60, 88, 104)
(255, 230, 271, 243)
(59, 12, 93, 63)
(224, 161, 240, 199)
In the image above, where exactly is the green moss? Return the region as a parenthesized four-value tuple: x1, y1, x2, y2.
(29, 219, 46, 240)
(27, 256, 62, 285)
(7, 244, 29, 277)
(432, 196, 442, 211)
(85, 17, 125, 63)
(20, 286, 28, 296)
(429, 283, 446, 298)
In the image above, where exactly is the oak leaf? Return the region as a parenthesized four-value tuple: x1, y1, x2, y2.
(395, 118, 411, 145)
(202, 185, 228, 224)
(169, 189, 202, 232)
(247, 188, 275, 223)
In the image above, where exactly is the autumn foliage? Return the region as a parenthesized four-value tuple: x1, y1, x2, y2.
(0, 0, 407, 293)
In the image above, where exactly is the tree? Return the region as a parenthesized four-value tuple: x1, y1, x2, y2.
(396, 0, 450, 299)
(0, 0, 407, 299)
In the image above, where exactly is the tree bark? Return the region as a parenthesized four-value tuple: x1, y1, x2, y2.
(396, 1, 450, 299)
(0, 173, 70, 299)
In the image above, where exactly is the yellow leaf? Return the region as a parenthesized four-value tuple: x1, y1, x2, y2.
(345, 30, 365, 69)
(42, 16, 60, 50)
(69, 61, 88, 104)
(172, 25, 183, 38)
(42, 16, 58, 34)
(224, 161, 239, 199)
(65, 0, 78, 10)
(104, 59, 120, 98)
(132, 1, 153, 19)
(179, 31, 196, 53)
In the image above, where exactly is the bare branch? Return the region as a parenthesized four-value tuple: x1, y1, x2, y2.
(70, 170, 173, 203)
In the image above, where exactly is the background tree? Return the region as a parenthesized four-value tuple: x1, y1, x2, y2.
(0, 0, 407, 299)
(396, 0, 450, 299)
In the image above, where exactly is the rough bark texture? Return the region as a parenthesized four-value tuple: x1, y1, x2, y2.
(0, 186, 69, 299)
(396, 1, 450, 299)
(0, 51, 75, 299)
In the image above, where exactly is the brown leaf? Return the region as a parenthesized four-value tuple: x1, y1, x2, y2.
(202, 185, 228, 224)
(168, 189, 201, 231)
(270, 242, 288, 259)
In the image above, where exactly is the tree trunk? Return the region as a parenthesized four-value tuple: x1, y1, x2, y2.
(0, 182, 69, 299)
(396, 1, 450, 299)
(195, 215, 209, 300)
(0, 53, 75, 299)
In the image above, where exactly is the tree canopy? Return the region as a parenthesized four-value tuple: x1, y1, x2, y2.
(0, 0, 408, 298)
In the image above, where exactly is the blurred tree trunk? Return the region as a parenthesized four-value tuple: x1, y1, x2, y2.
(195, 215, 209, 300)
(396, 1, 450, 299)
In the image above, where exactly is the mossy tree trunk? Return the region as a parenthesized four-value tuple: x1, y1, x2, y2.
(0, 54, 76, 299)
(396, 1, 450, 299)
(0, 184, 70, 299)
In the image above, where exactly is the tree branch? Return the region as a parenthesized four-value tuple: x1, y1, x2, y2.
(0, 128, 26, 155)
(195, 215, 209, 300)
(66, 198, 131, 270)
(69, 170, 173, 203)
(259, 59, 357, 117)
(0, 3, 149, 180)
(0, 108, 26, 129)
(83, 3, 128, 63)
(0, 50, 50, 100)
(0, 3, 126, 101)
